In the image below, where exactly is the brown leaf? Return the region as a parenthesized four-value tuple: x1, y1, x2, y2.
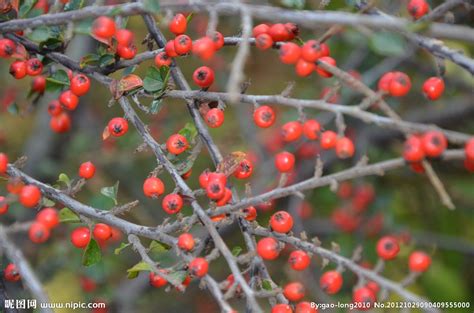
(102, 126, 110, 140)
(0, 0, 18, 13)
(217, 151, 246, 176)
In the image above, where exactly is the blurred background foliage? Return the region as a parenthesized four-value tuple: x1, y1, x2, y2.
(0, 0, 473, 312)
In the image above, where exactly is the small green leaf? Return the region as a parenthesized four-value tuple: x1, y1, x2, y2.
(39, 37, 63, 51)
(281, 0, 305, 9)
(149, 240, 169, 254)
(143, 0, 160, 13)
(167, 271, 187, 285)
(150, 98, 163, 114)
(262, 280, 273, 291)
(42, 198, 55, 207)
(127, 261, 152, 279)
(101, 181, 119, 205)
(74, 18, 93, 35)
(59, 207, 81, 223)
(19, 0, 38, 18)
(57, 173, 71, 187)
(231, 246, 242, 257)
(64, 0, 84, 11)
(46, 69, 70, 93)
(143, 66, 164, 93)
(7, 103, 19, 116)
(123, 65, 137, 76)
(114, 242, 132, 255)
(178, 122, 198, 144)
(369, 31, 406, 57)
(80, 53, 100, 68)
(82, 239, 102, 266)
(28, 26, 53, 42)
(99, 54, 115, 68)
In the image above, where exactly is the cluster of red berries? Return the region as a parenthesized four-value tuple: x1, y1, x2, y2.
(70, 223, 116, 249)
(149, 257, 208, 289)
(92, 16, 137, 60)
(379, 71, 445, 101)
(403, 130, 448, 166)
(407, 0, 430, 19)
(331, 183, 377, 233)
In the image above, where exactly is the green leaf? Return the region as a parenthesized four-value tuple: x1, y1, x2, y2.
(39, 37, 63, 51)
(19, 0, 38, 18)
(281, 0, 305, 9)
(127, 261, 152, 279)
(64, 0, 84, 11)
(46, 69, 70, 93)
(143, 0, 160, 13)
(57, 173, 71, 187)
(7, 103, 19, 116)
(114, 242, 132, 255)
(149, 240, 169, 254)
(28, 26, 53, 42)
(123, 65, 137, 76)
(262, 280, 273, 291)
(42, 198, 55, 207)
(80, 53, 100, 68)
(82, 239, 102, 266)
(99, 54, 115, 68)
(100, 181, 120, 205)
(178, 122, 198, 144)
(369, 31, 406, 57)
(231, 246, 242, 257)
(167, 271, 187, 285)
(143, 66, 164, 93)
(59, 207, 81, 223)
(150, 98, 163, 114)
(74, 18, 93, 35)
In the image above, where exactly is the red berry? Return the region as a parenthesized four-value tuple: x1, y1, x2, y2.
(206, 174, 226, 200)
(188, 257, 208, 278)
(9, 61, 27, 79)
(421, 131, 447, 158)
(282, 121, 303, 142)
(320, 270, 343, 294)
(389, 72, 411, 97)
(335, 137, 355, 159)
(255, 33, 273, 50)
(93, 223, 112, 241)
(233, 158, 253, 179)
(253, 24, 270, 37)
(366, 281, 380, 294)
(169, 13, 187, 35)
(70, 74, 90, 96)
(243, 206, 257, 221)
(0, 196, 8, 215)
(376, 236, 400, 260)
(79, 161, 96, 179)
(117, 44, 137, 59)
(4, 264, 20, 282)
(71, 226, 91, 248)
(59, 90, 79, 110)
(269, 23, 291, 42)
(295, 59, 316, 77)
(177, 233, 195, 251)
(295, 301, 317, 313)
(422, 77, 444, 100)
(32, 75, 46, 93)
(166, 134, 189, 155)
(162, 193, 183, 214)
(192, 37, 215, 60)
(36, 208, 59, 229)
(165, 41, 178, 57)
(108, 117, 128, 137)
(209, 31, 224, 50)
(288, 250, 310, 271)
(301, 40, 329, 62)
(174, 34, 193, 55)
(403, 135, 425, 162)
(303, 119, 321, 140)
(279, 42, 301, 64)
(285, 23, 299, 40)
(0, 153, 8, 174)
(154, 52, 172, 67)
(253, 105, 276, 128)
(19, 185, 41, 208)
(149, 270, 168, 288)
(29, 222, 50, 243)
(50, 112, 71, 133)
(205, 108, 225, 128)
(272, 304, 293, 313)
(270, 211, 293, 233)
(315, 57, 336, 78)
(465, 138, 474, 162)
(257, 237, 280, 260)
(407, 0, 430, 19)
(143, 177, 165, 198)
(408, 251, 431, 272)
(378, 72, 394, 92)
(284, 282, 305, 302)
(199, 170, 211, 188)
(47, 100, 62, 116)
(320, 130, 337, 149)
(115, 29, 134, 46)
(92, 16, 116, 39)
(0, 38, 16, 58)
(275, 151, 295, 173)
(26, 58, 43, 76)
(353, 287, 376, 310)
(193, 66, 215, 88)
